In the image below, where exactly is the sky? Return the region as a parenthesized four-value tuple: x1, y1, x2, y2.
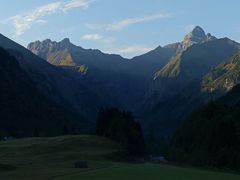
(0, 0, 240, 58)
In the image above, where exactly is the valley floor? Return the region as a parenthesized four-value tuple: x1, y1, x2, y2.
(0, 135, 240, 180)
(56, 163, 240, 180)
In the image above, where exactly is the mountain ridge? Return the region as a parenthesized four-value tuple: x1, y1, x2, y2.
(5, 26, 240, 137)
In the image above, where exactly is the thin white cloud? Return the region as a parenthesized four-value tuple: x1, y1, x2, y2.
(117, 45, 153, 54)
(36, 19, 48, 24)
(7, 0, 92, 36)
(107, 13, 172, 31)
(62, 0, 90, 11)
(81, 33, 102, 40)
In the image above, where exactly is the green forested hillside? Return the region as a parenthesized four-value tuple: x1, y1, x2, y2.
(168, 85, 240, 169)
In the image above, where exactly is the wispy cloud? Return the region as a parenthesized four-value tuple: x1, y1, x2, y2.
(62, 0, 91, 12)
(107, 13, 172, 31)
(85, 13, 172, 31)
(117, 45, 153, 54)
(81, 33, 102, 40)
(7, 0, 92, 36)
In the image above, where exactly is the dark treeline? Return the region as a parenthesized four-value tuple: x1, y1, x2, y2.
(168, 102, 240, 170)
(96, 108, 145, 157)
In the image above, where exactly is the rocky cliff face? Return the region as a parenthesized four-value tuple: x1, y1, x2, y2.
(27, 38, 76, 66)
(28, 38, 72, 57)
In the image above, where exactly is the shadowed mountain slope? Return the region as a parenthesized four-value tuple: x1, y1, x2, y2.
(0, 47, 91, 137)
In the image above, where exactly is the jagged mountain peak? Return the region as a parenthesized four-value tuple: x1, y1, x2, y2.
(191, 26, 205, 37)
(27, 38, 76, 62)
(161, 26, 217, 55)
(60, 38, 71, 44)
(40, 38, 71, 44)
(183, 26, 206, 42)
(183, 26, 206, 44)
(28, 38, 73, 50)
(181, 26, 217, 51)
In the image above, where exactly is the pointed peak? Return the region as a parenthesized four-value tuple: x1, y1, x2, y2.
(61, 38, 70, 44)
(187, 26, 206, 39)
(179, 26, 216, 52)
(59, 38, 73, 48)
(192, 26, 205, 34)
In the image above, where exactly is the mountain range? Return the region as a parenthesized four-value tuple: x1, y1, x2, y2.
(1, 26, 240, 137)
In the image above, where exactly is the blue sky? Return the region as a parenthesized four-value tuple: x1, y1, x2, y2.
(0, 0, 240, 58)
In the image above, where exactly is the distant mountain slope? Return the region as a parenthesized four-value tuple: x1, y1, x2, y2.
(0, 47, 90, 137)
(143, 28, 230, 108)
(28, 38, 129, 74)
(202, 52, 240, 94)
(26, 26, 220, 83)
(152, 26, 216, 79)
(130, 45, 178, 77)
(141, 35, 240, 136)
(28, 37, 179, 79)
(155, 38, 240, 80)
(27, 38, 151, 111)
(0, 33, 103, 120)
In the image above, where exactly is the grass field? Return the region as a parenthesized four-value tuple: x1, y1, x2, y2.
(0, 135, 122, 180)
(56, 163, 240, 180)
(1, 135, 240, 180)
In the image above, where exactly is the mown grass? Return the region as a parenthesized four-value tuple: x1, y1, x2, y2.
(56, 163, 240, 180)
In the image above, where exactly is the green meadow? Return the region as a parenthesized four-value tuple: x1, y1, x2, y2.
(0, 135, 240, 180)
(56, 163, 240, 180)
